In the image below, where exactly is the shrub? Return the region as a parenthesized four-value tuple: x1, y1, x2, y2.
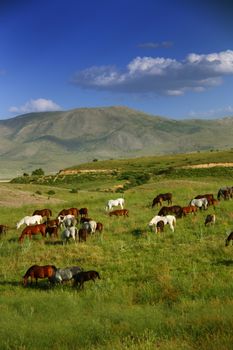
(31, 168, 45, 176)
(47, 190, 55, 196)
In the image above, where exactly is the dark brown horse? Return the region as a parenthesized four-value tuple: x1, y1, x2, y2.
(73, 270, 101, 289)
(79, 208, 88, 217)
(152, 193, 172, 207)
(18, 223, 47, 243)
(23, 265, 57, 286)
(0, 224, 8, 236)
(32, 208, 52, 218)
(225, 232, 233, 246)
(158, 205, 183, 218)
(58, 208, 79, 217)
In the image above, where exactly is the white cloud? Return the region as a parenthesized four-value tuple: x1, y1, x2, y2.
(9, 98, 62, 114)
(189, 105, 233, 119)
(72, 49, 233, 95)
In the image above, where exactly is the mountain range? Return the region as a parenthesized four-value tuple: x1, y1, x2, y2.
(0, 106, 233, 178)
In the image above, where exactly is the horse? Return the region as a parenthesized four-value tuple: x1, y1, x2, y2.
(0, 224, 8, 236)
(149, 215, 176, 233)
(225, 232, 233, 246)
(182, 205, 198, 216)
(18, 223, 47, 243)
(58, 208, 79, 217)
(73, 270, 101, 289)
(109, 209, 129, 217)
(96, 222, 104, 233)
(190, 198, 208, 210)
(217, 187, 233, 200)
(158, 205, 183, 218)
(46, 218, 60, 228)
(23, 264, 57, 286)
(105, 198, 124, 211)
(204, 214, 216, 226)
(61, 226, 78, 244)
(49, 266, 83, 284)
(152, 193, 172, 207)
(82, 220, 97, 235)
(16, 215, 43, 229)
(58, 214, 77, 228)
(195, 194, 214, 204)
(78, 228, 88, 242)
(45, 225, 58, 238)
(79, 208, 88, 217)
(32, 208, 52, 218)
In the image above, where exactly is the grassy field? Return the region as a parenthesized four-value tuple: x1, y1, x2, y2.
(1, 153, 233, 349)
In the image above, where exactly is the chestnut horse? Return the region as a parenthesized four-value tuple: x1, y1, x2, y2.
(152, 193, 172, 207)
(58, 208, 79, 217)
(23, 265, 57, 286)
(109, 209, 129, 217)
(32, 208, 52, 218)
(182, 205, 198, 216)
(18, 223, 47, 243)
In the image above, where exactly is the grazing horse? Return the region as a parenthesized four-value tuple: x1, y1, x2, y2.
(190, 198, 208, 210)
(195, 194, 214, 205)
(16, 215, 43, 229)
(158, 205, 183, 218)
(105, 198, 125, 211)
(204, 214, 216, 226)
(61, 226, 78, 244)
(182, 205, 198, 216)
(149, 215, 176, 233)
(82, 220, 97, 235)
(23, 264, 57, 286)
(58, 208, 79, 217)
(18, 223, 47, 243)
(58, 214, 77, 228)
(79, 208, 88, 217)
(225, 232, 233, 246)
(0, 224, 8, 236)
(152, 193, 172, 207)
(73, 270, 101, 289)
(78, 228, 88, 242)
(32, 208, 52, 218)
(49, 266, 83, 284)
(96, 222, 104, 233)
(45, 225, 58, 238)
(217, 187, 233, 200)
(109, 209, 129, 217)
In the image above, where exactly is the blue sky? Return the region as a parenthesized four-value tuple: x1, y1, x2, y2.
(1, 0, 233, 120)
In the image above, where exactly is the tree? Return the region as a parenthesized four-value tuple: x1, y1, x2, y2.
(31, 168, 45, 176)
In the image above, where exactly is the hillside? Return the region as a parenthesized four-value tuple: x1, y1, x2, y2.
(1, 106, 233, 178)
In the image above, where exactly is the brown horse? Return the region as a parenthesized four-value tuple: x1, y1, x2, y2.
(158, 205, 183, 218)
(23, 265, 57, 286)
(58, 208, 79, 217)
(109, 209, 129, 217)
(79, 208, 88, 217)
(73, 270, 101, 289)
(182, 205, 198, 216)
(32, 208, 52, 218)
(18, 223, 47, 243)
(225, 232, 233, 246)
(0, 224, 8, 236)
(152, 193, 172, 207)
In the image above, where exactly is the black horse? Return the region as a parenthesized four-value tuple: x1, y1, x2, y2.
(152, 193, 172, 207)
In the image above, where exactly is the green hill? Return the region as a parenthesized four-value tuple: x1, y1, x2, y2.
(1, 106, 233, 178)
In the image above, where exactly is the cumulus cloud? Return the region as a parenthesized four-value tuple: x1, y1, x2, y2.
(72, 49, 233, 96)
(9, 98, 62, 114)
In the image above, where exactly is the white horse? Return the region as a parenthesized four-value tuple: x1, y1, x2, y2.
(105, 198, 125, 211)
(16, 215, 43, 229)
(190, 198, 208, 210)
(58, 214, 76, 228)
(82, 220, 97, 234)
(148, 215, 176, 233)
(61, 226, 78, 244)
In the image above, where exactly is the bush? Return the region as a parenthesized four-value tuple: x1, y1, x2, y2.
(31, 168, 45, 176)
(47, 190, 55, 196)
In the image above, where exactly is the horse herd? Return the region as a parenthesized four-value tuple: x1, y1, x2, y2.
(1, 188, 233, 288)
(149, 188, 233, 245)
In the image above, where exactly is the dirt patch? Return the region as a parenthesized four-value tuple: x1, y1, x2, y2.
(182, 162, 233, 169)
(0, 187, 64, 207)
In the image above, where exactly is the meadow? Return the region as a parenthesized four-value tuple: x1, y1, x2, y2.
(1, 153, 233, 350)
